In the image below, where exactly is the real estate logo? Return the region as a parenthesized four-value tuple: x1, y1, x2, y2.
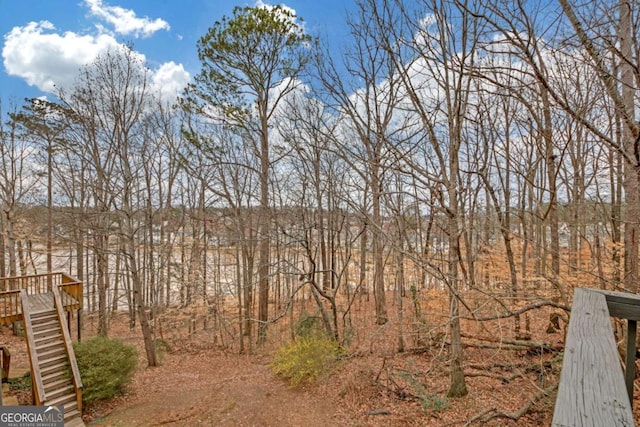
(0, 406, 64, 427)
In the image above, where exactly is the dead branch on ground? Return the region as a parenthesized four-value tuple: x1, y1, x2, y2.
(465, 383, 558, 425)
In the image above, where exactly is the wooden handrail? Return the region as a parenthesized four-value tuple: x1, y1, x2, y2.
(0, 273, 59, 294)
(0, 272, 82, 295)
(20, 290, 46, 405)
(57, 281, 83, 311)
(552, 288, 635, 426)
(0, 273, 83, 326)
(0, 290, 21, 325)
(52, 284, 83, 413)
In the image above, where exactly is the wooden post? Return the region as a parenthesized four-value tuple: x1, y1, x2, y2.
(77, 309, 82, 342)
(0, 346, 10, 383)
(626, 319, 637, 406)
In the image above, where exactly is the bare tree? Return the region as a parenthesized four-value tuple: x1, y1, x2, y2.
(57, 46, 158, 365)
(370, 0, 481, 397)
(316, 0, 414, 325)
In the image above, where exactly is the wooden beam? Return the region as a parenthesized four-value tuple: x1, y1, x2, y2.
(552, 288, 635, 426)
(596, 289, 640, 320)
(625, 319, 637, 406)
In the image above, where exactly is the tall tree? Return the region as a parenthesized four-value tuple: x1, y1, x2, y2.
(57, 46, 159, 365)
(11, 99, 67, 279)
(565, 0, 640, 290)
(472, 0, 640, 291)
(0, 102, 40, 282)
(316, 0, 411, 325)
(368, 0, 478, 397)
(182, 4, 312, 343)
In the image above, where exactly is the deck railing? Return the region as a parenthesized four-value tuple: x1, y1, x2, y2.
(58, 275, 83, 312)
(0, 273, 82, 325)
(0, 290, 21, 325)
(552, 288, 638, 426)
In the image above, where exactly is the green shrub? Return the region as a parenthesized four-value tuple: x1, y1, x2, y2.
(8, 371, 31, 390)
(154, 338, 171, 363)
(73, 336, 138, 405)
(395, 371, 449, 413)
(271, 334, 342, 387)
(294, 313, 324, 338)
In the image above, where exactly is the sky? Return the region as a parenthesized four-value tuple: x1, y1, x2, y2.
(0, 0, 355, 104)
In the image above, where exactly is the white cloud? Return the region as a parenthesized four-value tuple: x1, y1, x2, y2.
(253, 1, 305, 33)
(151, 61, 190, 103)
(2, 21, 189, 102)
(2, 20, 119, 92)
(84, 0, 170, 38)
(254, 0, 297, 16)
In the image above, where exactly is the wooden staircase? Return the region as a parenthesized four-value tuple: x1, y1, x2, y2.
(0, 273, 84, 425)
(30, 307, 83, 425)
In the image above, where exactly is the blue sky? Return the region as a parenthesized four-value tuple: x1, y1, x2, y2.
(1, 0, 355, 103)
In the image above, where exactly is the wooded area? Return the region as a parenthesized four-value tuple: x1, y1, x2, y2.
(0, 0, 639, 420)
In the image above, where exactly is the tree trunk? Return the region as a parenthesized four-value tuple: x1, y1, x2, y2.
(372, 164, 388, 325)
(619, 0, 640, 291)
(257, 113, 271, 344)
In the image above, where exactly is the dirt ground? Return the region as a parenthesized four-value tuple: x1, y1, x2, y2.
(80, 315, 449, 427)
(90, 351, 346, 427)
(4, 292, 639, 427)
(1, 308, 561, 427)
(83, 334, 553, 427)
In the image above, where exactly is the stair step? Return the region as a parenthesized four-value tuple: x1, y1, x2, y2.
(42, 369, 69, 385)
(31, 318, 60, 330)
(43, 377, 73, 393)
(32, 317, 59, 327)
(33, 325, 62, 339)
(63, 400, 79, 413)
(40, 360, 69, 376)
(65, 408, 82, 420)
(46, 391, 76, 408)
(32, 310, 57, 319)
(36, 340, 65, 354)
(35, 333, 64, 348)
(65, 408, 79, 419)
(39, 354, 68, 370)
(65, 415, 85, 427)
(31, 310, 57, 319)
(40, 364, 71, 388)
(38, 346, 67, 362)
(32, 318, 59, 329)
(45, 384, 75, 401)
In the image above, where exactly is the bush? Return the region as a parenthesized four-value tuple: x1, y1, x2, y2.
(271, 334, 342, 387)
(294, 313, 324, 338)
(154, 338, 171, 363)
(8, 371, 31, 390)
(73, 336, 138, 405)
(395, 371, 449, 413)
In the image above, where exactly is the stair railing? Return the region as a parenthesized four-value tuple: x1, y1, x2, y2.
(58, 275, 83, 311)
(52, 284, 83, 413)
(19, 290, 46, 405)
